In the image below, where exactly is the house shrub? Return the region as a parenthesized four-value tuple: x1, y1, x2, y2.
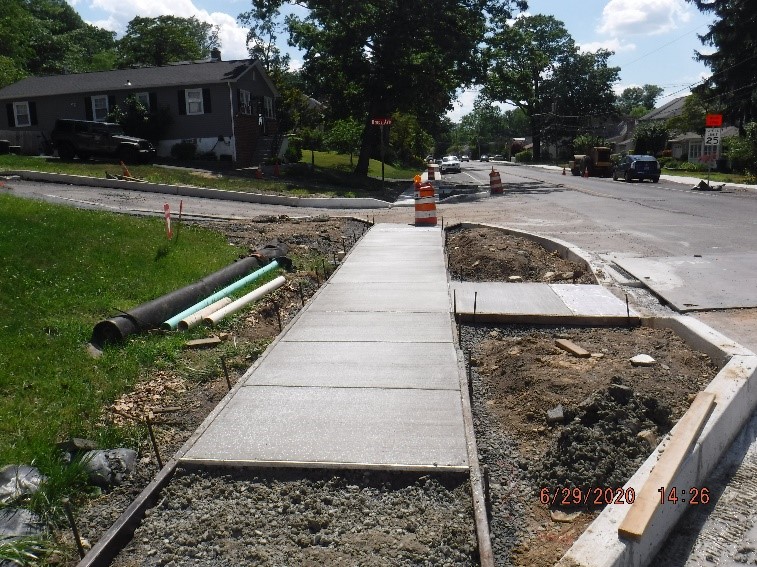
(723, 123, 757, 176)
(515, 149, 532, 162)
(285, 136, 303, 163)
(678, 160, 706, 172)
(170, 141, 197, 161)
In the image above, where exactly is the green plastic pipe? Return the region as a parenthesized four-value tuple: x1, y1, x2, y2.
(161, 260, 280, 330)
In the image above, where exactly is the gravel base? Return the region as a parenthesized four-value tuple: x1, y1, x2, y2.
(111, 467, 478, 567)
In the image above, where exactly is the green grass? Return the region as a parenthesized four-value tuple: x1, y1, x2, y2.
(0, 193, 242, 469)
(0, 152, 419, 199)
(660, 167, 755, 184)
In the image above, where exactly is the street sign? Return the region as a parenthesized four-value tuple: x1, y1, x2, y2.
(704, 128, 721, 146)
(371, 117, 392, 126)
(705, 114, 723, 127)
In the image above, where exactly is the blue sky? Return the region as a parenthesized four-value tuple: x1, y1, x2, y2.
(68, 0, 715, 120)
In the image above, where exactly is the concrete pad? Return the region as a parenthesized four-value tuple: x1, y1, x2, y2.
(358, 227, 443, 248)
(181, 386, 468, 470)
(282, 311, 454, 343)
(450, 282, 572, 317)
(308, 282, 450, 312)
(614, 254, 757, 311)
(329, 261, 447, 284)
(550, 284, 638, 317)
(344, 245, 446, 264)
(242, 342, 460, 389)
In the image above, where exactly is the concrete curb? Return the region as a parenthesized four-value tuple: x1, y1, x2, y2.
(4, 170, 395, 209)
(557, 315, 757, 567)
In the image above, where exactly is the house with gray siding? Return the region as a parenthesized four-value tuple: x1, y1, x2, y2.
(0, 54, 280, 167)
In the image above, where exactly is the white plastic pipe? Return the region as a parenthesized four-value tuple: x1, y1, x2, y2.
(162, 260, 280, 330)
(178, 297, 233, 331)
(204, 276, 286, 327)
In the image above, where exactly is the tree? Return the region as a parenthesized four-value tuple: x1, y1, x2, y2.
(0, 0, 116, 84)
(484, 15, 619, 161)
(686, 0, 757, 127)
(573, 134, 607, 155)
(107, 95, 172, 142)
(632, 122, 669, 156)
(325, 118, 363, 166)
(118, 16, 220, 68)
(615, 85, 664, 116)
(723, 122, 757, 175)
(389, 113, 434, 166)
(243, 0, 527, 177)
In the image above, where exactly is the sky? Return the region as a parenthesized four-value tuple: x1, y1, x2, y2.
(67, 0, 715, 121)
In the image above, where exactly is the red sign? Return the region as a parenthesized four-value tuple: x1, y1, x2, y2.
(705, 114, 723, 127)
(371, 117, 392, 126)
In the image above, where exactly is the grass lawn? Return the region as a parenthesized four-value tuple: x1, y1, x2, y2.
(0, 152, 419, 200)
(660, 167, 755, 184)
(0, 193, 242, 470)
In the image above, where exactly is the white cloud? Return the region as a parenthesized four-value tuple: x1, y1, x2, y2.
(578, 38, 636, 54)
(85, 0, 250, 59)
(597, 0, 692, 37)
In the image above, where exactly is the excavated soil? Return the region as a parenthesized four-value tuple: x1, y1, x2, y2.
(54, 222, 718, 567)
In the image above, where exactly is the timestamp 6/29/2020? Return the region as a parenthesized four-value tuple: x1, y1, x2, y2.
(658, 486, 711, 505)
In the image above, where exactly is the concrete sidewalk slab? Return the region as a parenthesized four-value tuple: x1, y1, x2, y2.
(451, 282, 572, 317)
(181, 386, 468, 470)
(242, 341, 461, 389)
(329, 262, 447, 284)
(282, 311, 454, 342)
(308, 282, 450, 312)
(614, 253, 757, 311)
(450, 282, 638, 324)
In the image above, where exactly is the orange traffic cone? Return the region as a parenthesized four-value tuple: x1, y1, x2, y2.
(582, 167, 589, 178)
(256, 165, 263, 179)
(562, 167, 566, 175)
(273, 161, 280, 177)
(120, 161, 132, 178)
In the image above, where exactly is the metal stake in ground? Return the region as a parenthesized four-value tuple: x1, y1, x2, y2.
(62, 498, 85, 559)
(271, 299, 282, 332)
(298, 281, 305, 306)
(482, 465, 492, 522)
(473, 291, 478, 326)
(145, 414, 163, 469)
(221, 357, 232, 391)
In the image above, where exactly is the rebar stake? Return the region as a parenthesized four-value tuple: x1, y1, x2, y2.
(626, 293, 631, 326)
(221, 357, 232, 391)
(473, 291, 478, 326)
(272, 299, 282, 332)
(298, 281, 305, 306)
(482, 465, 492, 521)
(146, 415, 163, 470)
(63, 499, 85, 559)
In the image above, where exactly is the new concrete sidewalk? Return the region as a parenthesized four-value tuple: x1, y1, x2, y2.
(181, 223, 469, 471)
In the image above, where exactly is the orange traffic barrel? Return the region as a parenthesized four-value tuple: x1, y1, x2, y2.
(489, 167, 503, 194)
(414, 182, 437, 226)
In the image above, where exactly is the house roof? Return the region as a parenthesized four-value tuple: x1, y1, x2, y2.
(0, 59, 278, 100)
(638, 96, 688, 122)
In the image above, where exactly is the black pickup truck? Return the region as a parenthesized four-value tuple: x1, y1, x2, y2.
(50, 119, 156, 163)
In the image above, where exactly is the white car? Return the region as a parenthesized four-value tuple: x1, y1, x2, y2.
(440, 155, 461, 174)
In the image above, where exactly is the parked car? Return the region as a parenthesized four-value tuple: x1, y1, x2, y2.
(460, 155, 470, 162)
(492, 154, 504, 161)
(440, 155, 462, 174)
(51, 119, 156, 163)
(612, 155, 660, 183)
(480, 154, 489, 162)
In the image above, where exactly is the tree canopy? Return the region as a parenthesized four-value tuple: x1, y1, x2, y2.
(686, 0, 757, 126)
(0, 0, 116, 86)
(615, 85, 664, 117)
(483, 14, 619, 160)
(118, 16, 220, 68)
(243, 0, 527, 176)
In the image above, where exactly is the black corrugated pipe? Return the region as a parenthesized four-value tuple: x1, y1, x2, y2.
(91, 242, 291, 347)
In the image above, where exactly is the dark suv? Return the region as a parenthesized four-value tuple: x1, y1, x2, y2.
(51, 119, 156, 163)
(613, 155, 660, 183)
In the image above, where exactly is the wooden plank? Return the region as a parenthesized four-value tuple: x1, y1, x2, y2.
(555, 338, 591, 358)
(184, 336, 222, 348)
(618, 391, 716, 542)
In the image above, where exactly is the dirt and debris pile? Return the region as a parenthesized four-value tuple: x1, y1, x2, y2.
(446, 226, 596, 283)
(531, 381, 671, 501)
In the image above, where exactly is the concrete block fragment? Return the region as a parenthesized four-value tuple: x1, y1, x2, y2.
(630, 354, 656, 367)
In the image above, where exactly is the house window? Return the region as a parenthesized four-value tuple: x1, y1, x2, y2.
(689, 141, 702, 160)
(263, 96, 274, 119)
(186, 89, 204, 115)
(135, 92, 150, 110)
(13, 102, 30, 127)
(239, 90, 251, 115)
(92, 95, 109, 121)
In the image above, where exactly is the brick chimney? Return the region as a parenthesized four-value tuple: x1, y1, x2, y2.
(210, 48, 222, 61)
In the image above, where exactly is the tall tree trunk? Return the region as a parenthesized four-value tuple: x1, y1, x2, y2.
(530, 115, 541, 161)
